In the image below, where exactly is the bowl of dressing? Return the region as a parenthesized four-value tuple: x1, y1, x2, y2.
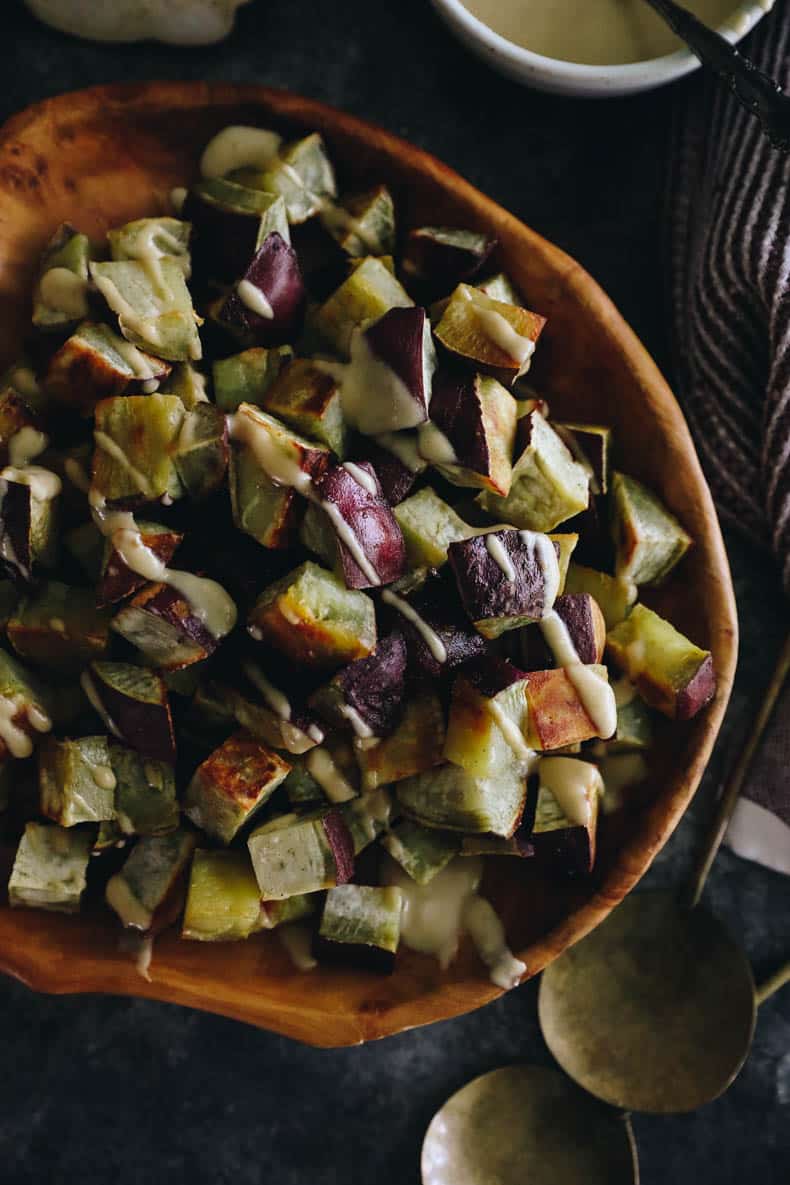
(431, 0, 775, 96)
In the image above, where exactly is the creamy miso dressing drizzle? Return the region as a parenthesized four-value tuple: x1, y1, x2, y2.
(8, 427, 47, 468)
(457, 284, 535, 375)
(0, 694, 51, 758)
(319, 329, 427, 436)
(1, 464, 61, 502)
(338, 702, 376, 740)
(79, 669, 123, 738)
(89, 490, 237, 640)
(539, 610, 617, 739)
(38, 267, 89, 319)
(342, 461, 378, 497)
(63, 457, 91, 493)
(93, 431, 153, 496)
(242, 661, 324, 751)
(485, 532, 516, 581)
(123, 222, 190, 293)
(278, 923, 318, 971)
(383, 855, 524, 988)
(461, 0, 741, 65)
(112, 334, 161, 390)
(236, 278, 274, 320)
(373, 432, 426, 473)
(484, 696, 534, 767)
(381, 588, 447, 664)
(538, 756, 601, 828)
(228, 405, 382, 585)
(304, 747, 357, 803)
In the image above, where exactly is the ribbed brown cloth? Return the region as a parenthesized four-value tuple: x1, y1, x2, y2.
(670, 1, 790, 873)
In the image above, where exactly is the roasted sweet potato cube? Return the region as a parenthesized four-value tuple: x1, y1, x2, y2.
(248, 561, 377, 668)
(311, 463, 407, 589)
(524, 667, 604, 750)
(563, 561, 636, 631)
(46, 322, 171, 413)
(9, 581, 112, 670)
(261, 358, 348, 457)
(532, 758, 601, 875)
(92, 394, 185, 505)
(182, 849, 267, 942)
(0, 388, 41, 466)
(90, 258, 202, 362)
(449, 529, 561, 638)
(610, 472, 692, 586)
(434, 283, 546, 386)
(321, 185, 395, 258)
(315, 256, 413, 357)
(184, 730, 291, 844)
(212, 346, 293, 413)
(606, 603, 716, 720)
(444, 661, 530, 779)
(105, 827, 197, 931)
(99, 520, 183, 606)
(38, 734, 115, 826)
(478, 409, 589, 531)
(173, 403, 229, 500)
(109, 742, 179, 836)
(421, 370, 516, 496)
(316, 884, 402, 974)
(8, 821, 92, 913)
(32, 223, 91, 331)
(112, 582, 218, 670)
(0, 471, 59, 584)
(309, 630, 407, 740)
(82, 661, 175, 764)
(402, 227, 496, 295)
(397, 760, 527, 837)
(356, 690, 445, 790)
(247, 807, 355, 900)
(0, 649, 53, 761)
(394, 487, 471, 569)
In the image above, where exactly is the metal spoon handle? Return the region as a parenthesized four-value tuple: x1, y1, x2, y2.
(645, 0, 790, 151)
(756, 960, 790, 1006)
(684, 631, 790, 910)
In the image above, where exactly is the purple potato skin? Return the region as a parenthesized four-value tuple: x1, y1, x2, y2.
(364, 307, 431, 425)
(563, 496, 614, 571)
(183, 189, 262, 285)
(388, 574, 486, 678)
(429, 369, 490, 476)
(458, 653, 527, 698)
(316, 463, 407, 589)
(402, 227, 498, 295)
(217, 233, 306, 347)
(136, 582, 219, 659)
(98, 528, 183, 607)
(92, 668, 176, 764)
(448, 530, 560, 625)
(676, 655, 717, 721)
(359, 440, 417, 506)
(558, 425, 608, 493)
(322, 809, 355, 884)
(0, 479, 33, 585)
(333, 630, 407, 736)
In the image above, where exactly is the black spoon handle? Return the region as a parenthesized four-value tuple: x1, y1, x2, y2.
(645, 0, 790, 151)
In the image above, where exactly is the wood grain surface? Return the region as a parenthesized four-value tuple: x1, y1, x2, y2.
(0, 81, 738, 1046)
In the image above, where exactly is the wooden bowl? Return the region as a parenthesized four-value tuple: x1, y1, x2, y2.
(0, 82, 737, 1046)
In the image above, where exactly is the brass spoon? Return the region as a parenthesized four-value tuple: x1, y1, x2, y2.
(538, 632, 790, 1114)
(421, 1064, 640, 1185)
(642, 0, 790, 151)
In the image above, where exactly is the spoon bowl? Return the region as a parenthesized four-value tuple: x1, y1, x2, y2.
(421, 1064, 640, 1185)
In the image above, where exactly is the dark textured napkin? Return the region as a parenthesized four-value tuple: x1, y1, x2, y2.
(669, 1, 790, 873)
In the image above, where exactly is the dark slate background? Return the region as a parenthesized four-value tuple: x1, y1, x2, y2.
(1, 2, 788, 1182)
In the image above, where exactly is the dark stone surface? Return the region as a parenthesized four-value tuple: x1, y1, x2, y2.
(1, 2, 788, 1182)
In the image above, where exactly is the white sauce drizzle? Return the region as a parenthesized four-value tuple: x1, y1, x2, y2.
(304, 747, 357, 803)
(342, 461, 379, 497)
(418, 421, 458, 466)
(461, 895, 526, 990)
(89, 265, 167, 351)
(374, 432, 426, 473)
(278, 923, 317, 972)
(89, 490, 237, 640)
(80, 670, 122, 739)
(384, 855, 482, 968)
(122, 222, 189, 293)
(539, 611, 617, 739)
(228, 404, 382, 585)
(236, 278, 274, 320)
(484, 697, 535, 767)
(1, 465, 61, 502)
(539, 756, 601, 828)
(8, 427, 47, 468)
(320, 328, 428, 435)
(381, 588, 447, 664)
(485, 532, 516, 581)
(242, 661, 291, 719)
(338, 703, 375, 740)
(64, 457, 91, 493)
(474, 307, 535, 374)
(93, 430, 153, 496)
(199, 125, 282, 180)
(519, 530, 560, 614)
(0, 695, 51, 758)
(112, 336, 159, 382)
(38, 267, 89, 319)
(7, 365, 40, 403)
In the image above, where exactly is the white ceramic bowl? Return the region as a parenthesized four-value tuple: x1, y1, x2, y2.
(431, 0, 775, 96)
